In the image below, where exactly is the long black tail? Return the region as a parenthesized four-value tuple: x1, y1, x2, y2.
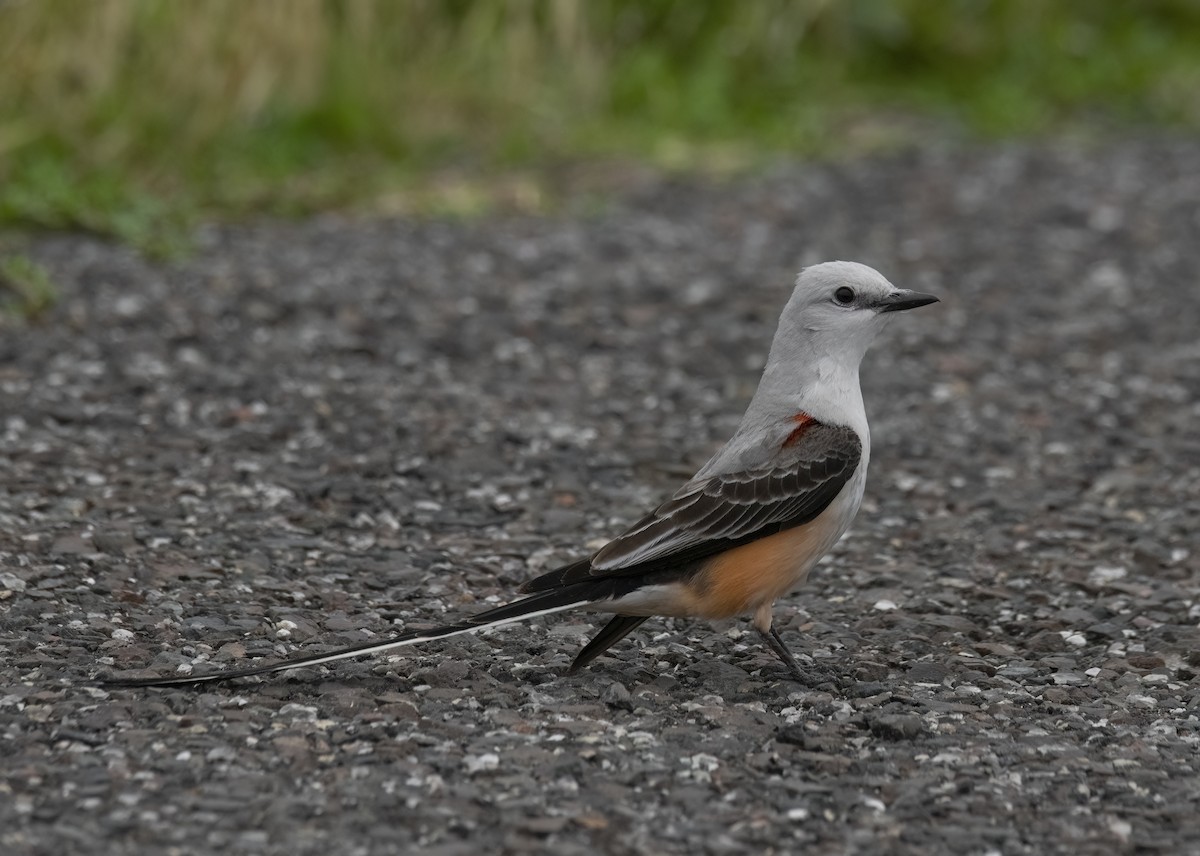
(101, 586, 597, 688)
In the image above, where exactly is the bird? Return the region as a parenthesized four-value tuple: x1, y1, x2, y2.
(103, 261, 937, 689)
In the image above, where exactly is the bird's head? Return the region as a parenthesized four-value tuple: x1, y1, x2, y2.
(778, 260, 938, 370)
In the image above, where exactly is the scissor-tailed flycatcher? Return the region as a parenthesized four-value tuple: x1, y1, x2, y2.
(104, 261, 937, 688)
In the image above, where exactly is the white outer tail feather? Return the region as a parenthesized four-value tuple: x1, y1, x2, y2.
(251, 600, 590, 674)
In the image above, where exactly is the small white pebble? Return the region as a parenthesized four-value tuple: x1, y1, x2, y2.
(1059, 631, 1087, 647)
(1089, 565, 1127, 585)
(873, 600, 898, 611)
(464, 753, 500, 774)
(491, 493, 516, 511)
(687, 753, 720, 772)
(110, 628, 135, 642)
(862, 796, 887, 812)
(1108, 818, 1132, 841)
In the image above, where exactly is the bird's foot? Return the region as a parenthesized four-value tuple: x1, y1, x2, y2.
(757, 626, 845, 691)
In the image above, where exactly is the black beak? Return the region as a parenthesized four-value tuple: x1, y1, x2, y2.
(878, 289, 939, 313)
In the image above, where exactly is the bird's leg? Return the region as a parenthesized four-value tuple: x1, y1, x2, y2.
(752, 602, 808, 682)
(757, 625, 808, 682)
(752, 604, 847, 689)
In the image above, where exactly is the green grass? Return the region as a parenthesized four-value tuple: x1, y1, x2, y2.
(3, 0, 1200, 252)
(0, 253, 58, 321)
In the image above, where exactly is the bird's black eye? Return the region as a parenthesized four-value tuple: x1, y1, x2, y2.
(834, 286, 855, 305)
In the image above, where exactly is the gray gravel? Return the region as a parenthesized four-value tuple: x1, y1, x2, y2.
(3, 139, 1199, 855)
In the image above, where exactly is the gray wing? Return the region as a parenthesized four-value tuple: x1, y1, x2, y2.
(592, 423, 862, 570)
(520, 423, 861, 592)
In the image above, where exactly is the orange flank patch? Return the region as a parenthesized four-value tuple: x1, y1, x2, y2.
(688, 526, 824, 619)
(781, 411, 816, 448)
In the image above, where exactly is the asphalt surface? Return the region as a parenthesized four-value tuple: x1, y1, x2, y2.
(3, 139, 1199, 855)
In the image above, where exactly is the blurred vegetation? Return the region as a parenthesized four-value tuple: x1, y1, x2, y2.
(2, 0, 1199, 251)
(0, 252, 58, 320)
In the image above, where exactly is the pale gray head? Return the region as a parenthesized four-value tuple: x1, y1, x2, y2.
(741, 261, 938, 433)
(775, 260, 938, 371)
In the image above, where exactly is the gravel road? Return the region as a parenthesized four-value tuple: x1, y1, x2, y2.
(3, 139, 1199, 855)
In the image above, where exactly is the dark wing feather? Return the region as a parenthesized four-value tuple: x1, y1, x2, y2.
(521, 424, 861, 593)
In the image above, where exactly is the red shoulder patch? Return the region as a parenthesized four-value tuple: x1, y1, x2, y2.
(781, 411, 816, 448)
